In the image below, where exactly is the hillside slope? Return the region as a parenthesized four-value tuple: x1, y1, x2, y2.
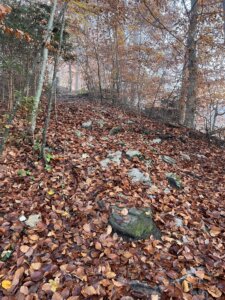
(0, 99, 224, 299)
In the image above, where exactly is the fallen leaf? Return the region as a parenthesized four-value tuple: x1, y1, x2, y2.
(209, 226, 221, 237)
(195, 270, 205, 279)
(81, 285, 98, 297)
(106, 225, 112, 236)
(182, 280, 190, 292)
(207, 286, 222, 298)
(20, 245, 30, 253)
(49, 278, 60, 292)
(95, 241, 102, 250)
(47, 189, 55, 196)
(83, 223, 91, 233)
(1, 280, 12, 290)
(31, 262, 42, 270)
(29, 234, 39, 241)
(105, 271, 116, 279)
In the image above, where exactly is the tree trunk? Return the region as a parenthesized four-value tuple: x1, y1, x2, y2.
(29, 0, 57, 138)
(68, 61, 72, 93)
(75, 64, 79, 93)
(223, 0, 225, 43)
(41, 2, 67, 160)
(184, 0, 198, 128)
(179, 0, 198, 128)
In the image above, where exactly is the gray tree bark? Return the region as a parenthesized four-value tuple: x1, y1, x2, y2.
(179, 0, 199, 128)
(41, 2, 67, 160)
(29, 0, 57, 138)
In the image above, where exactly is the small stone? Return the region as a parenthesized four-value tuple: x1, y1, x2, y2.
(151, 138, 162, 144)
(166, 173, 182, 189)
(96, 119, 105, 128)
(126, 120, 135, 125)
(196, 154, 206, 159)
(126, 150, 144, 160)
(75, 130, 83, 138)
(19, 215, 27, 222)
(81, 120, 92, 129)
(180, 152, 191, 161)
(100, 151, 122, 168)
(164, 188, 171, 194)
(25, 214, 41, 228)
(162, 155, 176, 165)
(128, 168, 151, 186)
(174, 217, 183, 227)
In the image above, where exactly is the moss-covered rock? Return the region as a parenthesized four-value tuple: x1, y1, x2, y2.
(109, 206, 161, 240)
(166, 173, 182, 189)
(126, 150, 144, 160)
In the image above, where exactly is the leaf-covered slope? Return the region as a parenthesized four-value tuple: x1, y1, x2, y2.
(0, 100, 224, 299)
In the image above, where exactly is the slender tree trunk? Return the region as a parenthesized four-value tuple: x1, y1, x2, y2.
(29, 0, 57, 138)
(41, 3, 67, 160)
(179, 60, 188, 124)
(68, 61, 72, 93)
(8, 71, 13, 111)
(184, 0, 198, 128)
(223, 0, 225, 43)
(75, 64, 79, 93)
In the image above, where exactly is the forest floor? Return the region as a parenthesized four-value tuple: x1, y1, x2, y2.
(0, 98, 225, 300)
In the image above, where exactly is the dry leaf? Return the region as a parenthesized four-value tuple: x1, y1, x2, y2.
(1, 280, 12, 290)
(105, 271, 116, 279)
(207, 286, 222, 298)
(20, 245, 30, 253)
(106, 225, 112, 236)
(49, 278, 60, 292)
(95, 241, 102, 250)
(195, 270, 205, 279)
(83, 223, 91, 233)
(123, 251, 133, 259)
(20, 285, 29, 295)
(47, 189, 55, 196)
(182, 280, 190, 292)
(29, 234, 39, 241)
(12, 267, 24, 286)
(31, 262, 42, 270)
(81, 285, 98, 297)
(209, 226, 221, 237)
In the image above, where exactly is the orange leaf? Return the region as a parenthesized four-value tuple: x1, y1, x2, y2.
(207, 286, 222, 298)
(81, 285, 98, 297)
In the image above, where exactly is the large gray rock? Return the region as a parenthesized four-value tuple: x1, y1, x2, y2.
(82, 120, 92, 130)
(100, 151, 122, 168)
(109, 206, 161, 240)
(166, 173, 182, 189)
(126, 150, 144, 160)
(128, 168, 151, 186)
(162, 155, 176, 165)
